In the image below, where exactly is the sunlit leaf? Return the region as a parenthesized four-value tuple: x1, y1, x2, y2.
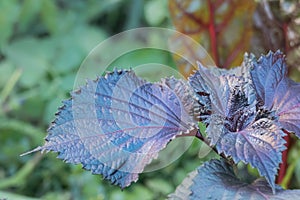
(22, 70, 196, 188)
(168, 159, 300, 199)
(215, 118, 286, 192)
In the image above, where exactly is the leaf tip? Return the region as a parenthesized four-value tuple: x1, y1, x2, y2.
(20, 146, 42, 157)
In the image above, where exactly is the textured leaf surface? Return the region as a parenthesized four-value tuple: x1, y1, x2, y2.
(189, 61, 252, 122)
(250, 51, 300, 138)
(190, 62, 256, 122)
(189, 59, 286, 192)
(250, 51, 287, 108)
(24, 70, 196, 188)
(216, 118, 286, 191)
(169, 159, 300, 200)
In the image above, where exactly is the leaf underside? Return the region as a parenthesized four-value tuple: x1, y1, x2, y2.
(168, 159, 300, 200)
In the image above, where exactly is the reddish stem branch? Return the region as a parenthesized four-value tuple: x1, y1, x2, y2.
(174, 1, 208, 28)
(276, 131, 292, 185)
(208, 1, 219, 67)
(283, 23, 290, 53)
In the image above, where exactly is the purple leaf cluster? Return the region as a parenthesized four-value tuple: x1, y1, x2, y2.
(22, 51, 300, 196)
(190, 51, 300, 192)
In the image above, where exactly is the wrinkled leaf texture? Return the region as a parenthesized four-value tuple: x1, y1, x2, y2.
(250, 51, 300, 138)
(23, 69, 196, 188)
(22, 51, 300, 193)
(169, 159, 300, 200)
(188, 51, 300, 192)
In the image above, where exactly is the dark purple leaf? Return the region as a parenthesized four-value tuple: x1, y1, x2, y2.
(22, 70, 196, 188)
(189, 62, 253, 123)
(189, 60, 285, 192)
(250, 51, 287, 108)
(250, 51, 300, 138)
(216, 118, 286, 192)
(169, 159, 300, 199)
(274, 79, 300, 136)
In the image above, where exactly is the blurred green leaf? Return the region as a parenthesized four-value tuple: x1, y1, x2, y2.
(76, 26, 107, 53)
(0, 191, 38, 200)
(51, 43, 83, 74)
(126, 185, 154, 200)
(42, 191, 72, 200)
(144, 0, 168, 26)
(109, 48, 177, 81)
(146, 178, 173, 194)
(0, 154, 42, 190)
(59, 74, 76, 92)
(40, 0, 59, 35)
(0, 0, 20, 47)
(43, 96, 65, 124)
(21, 95, 45, 119)
(18, 0, 42, 33)
(0, 60, 15, 88)
(3, 37, 49, 88)
(0, 68, 22, 106)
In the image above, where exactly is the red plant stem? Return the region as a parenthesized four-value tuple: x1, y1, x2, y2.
(276, 131, 292, 185)
(174, 1, 208, 28)
(208, 1, 219, 67)
(283, 22, 290, 53)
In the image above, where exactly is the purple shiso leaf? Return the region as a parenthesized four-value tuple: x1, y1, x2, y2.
(216, 118, 286, 193)
(189, 59, 286, 192)
(21, 69, 196, 188)
(168, 159, 300, 200)
(250, 51, 287, 108)
(250, 51, 300, 138)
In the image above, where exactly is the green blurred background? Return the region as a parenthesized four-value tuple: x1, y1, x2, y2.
(1, 0, 300, 200)
(0, 0, 210, 199)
